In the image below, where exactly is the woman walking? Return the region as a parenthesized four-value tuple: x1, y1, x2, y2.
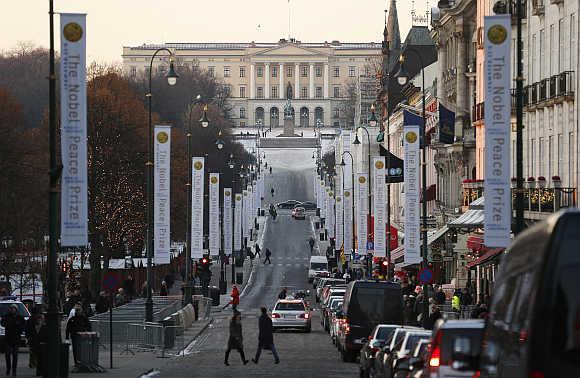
(224, 312, 249, 366)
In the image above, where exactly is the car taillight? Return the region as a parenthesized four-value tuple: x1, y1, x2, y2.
(344, 322, 350, 334)
(472, 371, 481, 378)
(271, 313, 281, 318)
(299, 313, 310, 319)
(429, 330, 442, 368)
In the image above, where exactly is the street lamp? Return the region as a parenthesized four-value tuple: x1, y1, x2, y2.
(340, 151, 356, 263)
(395, 49, 429, 329)
(200, 105, 210, 128)
(368, 104, 378, 128)
(145, 47, 179, 322)
(216, 130, 225, 150)
(353, 124, 373, 277)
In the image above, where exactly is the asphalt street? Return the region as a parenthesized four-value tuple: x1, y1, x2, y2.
(160, 149, 358, 377)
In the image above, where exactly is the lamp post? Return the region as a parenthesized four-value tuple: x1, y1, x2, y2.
(395, 48, 429, 328)
(353, 124, 372, 277)
(145, 48, 179, 322)
(340, 151, 356, 263)
(228, 155, 237, 284)
(47, 1, 62, 374)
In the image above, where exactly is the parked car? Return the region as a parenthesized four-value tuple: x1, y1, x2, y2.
(315, 278, 345, 301)
(271, 299, 311, 333)
(328, 300, 344, 344)
(292, 206, 306, 219)
(419, 319, 485, 378)
(276, 200, 301, 209)
(398, 339, 430, 378)
(373, 326, 422, 378)
(308, 256, 329, 283)
(475, 210, 580, 378)
(359, 324, 400, 378)
(322, 297, 343, 332)
(338, 280, 404, 362)
(378, 330, 431, 378)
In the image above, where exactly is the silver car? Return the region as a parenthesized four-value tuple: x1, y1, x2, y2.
(271, 299, 311, 333)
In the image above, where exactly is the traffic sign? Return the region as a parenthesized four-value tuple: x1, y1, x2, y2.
(102, 272, 120, 293)
(418, 267, 434, 285)
(366, 241, 374, 251)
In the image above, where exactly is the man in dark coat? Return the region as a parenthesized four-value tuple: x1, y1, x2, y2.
(1, 305, 25, 375)
(425, 304, 443, 330)
(264, 248, 272, 264)
(252, 307, 280, 364)
(224, 312, 248, 366)
(66, 307, 91, 365)
(95, 291, 109, 314)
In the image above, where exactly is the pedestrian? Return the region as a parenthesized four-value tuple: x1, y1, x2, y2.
(25, 313, 44, 371)
(269, 167, 272, 174)
(278, 287, 287, 300)
(159, 281, 169, 296)
(308, 236, 315, 253)
(2, 304, 25, 376)
(254, 243, 261, 258)
(425, 304, 442, 330)
(270, 187, 275, 197)
(461, 288, 473, 306)
(435, 286, 447, 305)
(115, 287, 127, 306)
(452, 290, 461, 312)
(224, 312, 249, 366)
(123, 275, 135, 300)
(224, 285, 240, 312)
(264, 248, 272, 264)
(252, 307, 280, 364)
(66, 306, 91, 366)
(95, 291, 109, 314)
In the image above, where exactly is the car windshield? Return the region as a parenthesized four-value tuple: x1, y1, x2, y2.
(440, 328, 484, 365)
(275, 302, 305, 311)
(376, 326, 397, 340)
(414, 341, 429, 357)
(0, 303, 30, 318)
(331, 300, 343, 310)
(311, 263, 327, 270)
(404, 334, 430, 352)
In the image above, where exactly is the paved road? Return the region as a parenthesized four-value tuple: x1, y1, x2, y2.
(160, 149, 358, 377)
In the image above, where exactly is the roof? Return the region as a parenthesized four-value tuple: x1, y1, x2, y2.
(309, 256, 328, 262)
(440, 319, 485, 329)
(403, 26, 435, 46)
(126, 42, 382, 51)
(448, 209, 485, 228)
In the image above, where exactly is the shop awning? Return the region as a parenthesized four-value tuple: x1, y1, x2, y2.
(448, 209, 485, 228)
(466, 248, 504, 268)
(466, 234, 484, 251)
(388, 225, 449, 264)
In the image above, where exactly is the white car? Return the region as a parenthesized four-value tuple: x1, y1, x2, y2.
(308, 256, 329, 283)
(271, 299, 311, 333)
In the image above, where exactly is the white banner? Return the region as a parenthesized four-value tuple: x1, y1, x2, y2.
(373, 157, 386, 257)
(60, 13, 88, 246)
(209, 173, 220, 256)
(342, 132, 352, 189)
(223, 188, 233, 256)
(234, 193, 242, 251)
(242, 189, 250, 239)
(253, 180, 258, 218)
(327, 191, 335, 239)
(484, 15, 512, 248)
(357, 173, 368, 255)
(335, 194, 343, 251)
(343, 188, 353, 254)
(403, 126, 421, 264)
(191, 157, 205, 258)
(153, 126, 171, 264)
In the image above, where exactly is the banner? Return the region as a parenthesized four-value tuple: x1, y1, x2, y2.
(209, 173, 220, 256)
(223, 188, 233, 256)
(343, 188, 353, 254)
(356, 173, 368, 254)
(153, 126, 171, 264)
(403, 125, 421, 264)
(335, 194, 343, 250)
(234, 193, 242, 251)
(191, 157, 205, 258)
(373, 157, 386, 257)
(342, 132, 352, 189)
(326, 191, 335, 239)
(242, 190, 250, 239)
(439, 103, 455, 144)
(60, 13, 88, 246)
(379, 145, 405, 183)
(484, 15, 512, 248)
(404, 110, 425, 149)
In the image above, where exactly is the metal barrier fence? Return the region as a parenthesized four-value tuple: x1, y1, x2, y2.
(439, 304, 478, 320)
(125, 323, 187, 357)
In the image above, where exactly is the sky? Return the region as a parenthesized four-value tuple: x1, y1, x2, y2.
(0, 0, 423, 63)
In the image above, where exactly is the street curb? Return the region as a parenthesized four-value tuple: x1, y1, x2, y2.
(240, 216, 268, 298)
(179, 317, 214, 356)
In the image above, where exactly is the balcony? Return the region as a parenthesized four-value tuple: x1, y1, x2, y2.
(526, 71, 575, 110)
(557, 71, 575, 98)
(539, 79, 548, 101)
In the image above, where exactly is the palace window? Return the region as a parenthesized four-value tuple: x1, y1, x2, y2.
(272, 86, 278, 98)
(240, 66, 246, 78)
(287, 66, 293, 77)
(333, 66, 340, 77)
(257, 66, 263, 77)
(301, 87, 308, 98)
(272, 66, 278, 78)
(315, 66, 322, 77)
(224, 66, 231, 78)
(301, 66, 308, 77)
(208, 66, 215, 77)
(240, 107, 246, 119)
(333, 86, 340, 98)
(315, 87, 322, 98)
(130, 66, 137, 78)
(239, 86, 246, 98)
(348, 66, 356, 77)
(257, 87, 264, 99)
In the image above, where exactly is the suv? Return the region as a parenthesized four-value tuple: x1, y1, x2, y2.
(476, 210, 580, 377)
(359, 324, 400, 378)
(422, 319, 485, 378)
(0, 298, 31, 351)
(338, 280, 403, 362)
(271, 299, 311, 333)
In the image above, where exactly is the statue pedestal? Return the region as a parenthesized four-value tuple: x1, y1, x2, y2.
(281, 116, 295, 136)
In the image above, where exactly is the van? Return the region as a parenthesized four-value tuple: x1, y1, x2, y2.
(308, 256, 329, 283)
(467, 210, 580, 377)
(338, 280, 403, 362)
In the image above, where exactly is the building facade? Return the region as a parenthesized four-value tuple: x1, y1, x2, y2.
(122, 40, 381, 128)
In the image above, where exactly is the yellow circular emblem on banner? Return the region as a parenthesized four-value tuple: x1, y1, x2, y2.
(336, 197, 341, 202)
(329, 191, 334, 197)
(405, 131, 418, 144)
(210, 176, 218, 184)
(344, 191, 350, 197)
(157, 131, 169, 144)
(194, 161, 203, 170)
(375, 160, 384, 170)
(236, 195, 241, 201)
(63, 22, 83, 42)
(358, 176, 366, 184)
(488, 25, 507, 45)
(225, 190, 231, 196)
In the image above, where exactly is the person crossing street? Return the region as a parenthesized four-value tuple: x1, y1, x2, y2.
(224, 312, 249, 366)
(252, 307, 280, 364)
(264, 248, 272, 264)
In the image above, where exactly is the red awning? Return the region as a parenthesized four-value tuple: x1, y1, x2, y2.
(466, 234, 484, 251)
(466, 248, 504, 268)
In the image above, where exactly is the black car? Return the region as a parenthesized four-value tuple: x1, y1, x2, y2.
(276, 200, 301, 209)
(338, 280, 403, 362)
(474, 210, 580, 378)
(359, 324, 399, 378)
